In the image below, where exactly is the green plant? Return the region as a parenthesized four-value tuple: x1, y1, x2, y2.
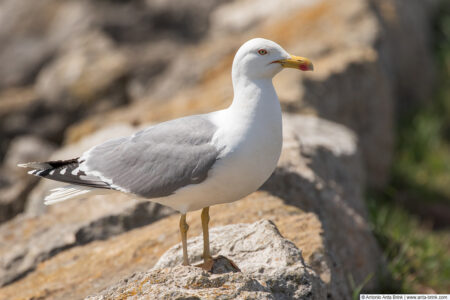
(366, 2, 450, 293)
(367, 195, 450, 292)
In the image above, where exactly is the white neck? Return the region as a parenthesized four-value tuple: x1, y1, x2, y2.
(228, 74, 280, 119)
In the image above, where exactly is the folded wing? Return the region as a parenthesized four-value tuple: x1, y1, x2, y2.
(79, 115, 221, 198)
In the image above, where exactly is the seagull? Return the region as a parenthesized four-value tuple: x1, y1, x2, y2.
(19, 38, 313, 267)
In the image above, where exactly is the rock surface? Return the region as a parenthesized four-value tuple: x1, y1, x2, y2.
(0, 198, 172, 288)
(0, 136, 55, 222)
(36, 30, 128, 109)
(0, 0, 231, 223)
(88, 220, 326, 300)
(0, 125, 174, 287)
(0, 114, 382, 299)
(371, 0, 437, 110)
(0, 0, 91, 88)
(0, 0, 438, 223)
(64, 0, 437, 187)
(0, 0, 438, 298)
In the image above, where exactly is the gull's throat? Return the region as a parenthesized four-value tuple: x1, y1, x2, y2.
(230, 76, 279, 115)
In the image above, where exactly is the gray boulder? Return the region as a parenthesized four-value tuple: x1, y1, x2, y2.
(88, 220, 326, 300)
(35, 31, 128, 110)
(0, 0, 91, 88)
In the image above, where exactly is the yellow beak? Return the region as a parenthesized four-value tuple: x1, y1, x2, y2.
(275, 55, 314, 71)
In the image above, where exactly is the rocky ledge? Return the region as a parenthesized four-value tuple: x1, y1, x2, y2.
(0, 114, 383, 299)
(87, 220, 326, 300)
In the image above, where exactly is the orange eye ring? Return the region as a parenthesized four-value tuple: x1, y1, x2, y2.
(257, 49, 268, 55)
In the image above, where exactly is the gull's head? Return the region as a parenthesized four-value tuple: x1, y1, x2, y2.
(232, 38, 314, 80)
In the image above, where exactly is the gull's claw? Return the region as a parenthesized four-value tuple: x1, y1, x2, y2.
(195, 255, 241, 273)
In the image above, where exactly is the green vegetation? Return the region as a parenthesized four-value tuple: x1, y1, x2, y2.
(394, 5, 450, 204)
(368, 196, 450, 292)
(367, 3, 450, 293)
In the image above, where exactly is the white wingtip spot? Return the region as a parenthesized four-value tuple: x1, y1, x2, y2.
(27, 170, 42, 175)
(71, 167, 80, 175)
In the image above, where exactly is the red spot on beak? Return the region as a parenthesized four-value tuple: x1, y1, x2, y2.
(299, 64, 308, 71)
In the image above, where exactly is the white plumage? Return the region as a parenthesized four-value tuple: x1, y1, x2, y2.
(44, 186, 96, 205)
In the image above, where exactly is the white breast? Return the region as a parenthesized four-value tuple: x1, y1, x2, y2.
(210, 104, 283, 203)
(155, 79, 283, 213)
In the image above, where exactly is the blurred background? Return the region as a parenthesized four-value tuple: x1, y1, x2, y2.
(0, 0, 448, 297)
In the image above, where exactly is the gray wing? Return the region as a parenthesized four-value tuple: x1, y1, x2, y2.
(82, 115, 221, 198)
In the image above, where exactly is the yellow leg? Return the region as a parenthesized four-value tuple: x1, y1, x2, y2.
(179, 214, 189, 266)
(201, 207, 212, 262)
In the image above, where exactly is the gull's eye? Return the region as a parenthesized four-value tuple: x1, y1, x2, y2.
(257, 49, 268, 55)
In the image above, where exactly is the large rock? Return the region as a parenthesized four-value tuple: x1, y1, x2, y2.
(0, 0, 225, 90)
(371, 0, 437, 111)
(0, 125, 174, 287)
(36, 31, 128, 110)
(65, 0, 437, 188)
(0, 0, 92, 88)
(0, 197, 172, 288)
(273, 115, 380, 298)
(0, 87, 75, 148)
(0, 88, 93, 223)
(0, 114, 383, 299)
(0, 193, 325, 300)
(88, 220, 326, 300)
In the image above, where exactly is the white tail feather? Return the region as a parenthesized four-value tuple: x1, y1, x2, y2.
(44, 185, 95, 205)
